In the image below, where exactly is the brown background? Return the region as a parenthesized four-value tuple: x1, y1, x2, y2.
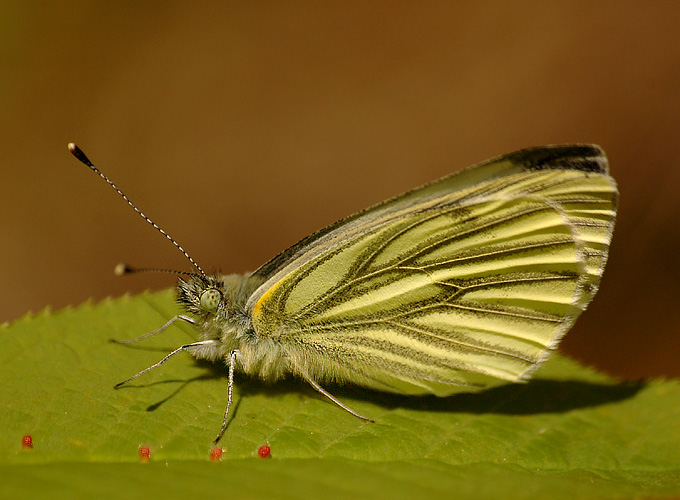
(2, 2, 679, 379)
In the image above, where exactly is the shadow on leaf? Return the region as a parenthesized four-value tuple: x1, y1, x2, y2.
(326, 378, 646, 415)
(117, 358, 645, 417)
(237, 370, 646, 416)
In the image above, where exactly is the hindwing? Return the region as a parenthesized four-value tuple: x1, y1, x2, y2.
(246, 145, 617, 395)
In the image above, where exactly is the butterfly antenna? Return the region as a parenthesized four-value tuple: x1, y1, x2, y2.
(67, 143, 206, 277)
(114, 262, 201, 278)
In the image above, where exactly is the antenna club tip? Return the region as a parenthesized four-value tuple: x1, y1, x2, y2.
(67, 142, 93, 166)
(114, 263, 129, 276)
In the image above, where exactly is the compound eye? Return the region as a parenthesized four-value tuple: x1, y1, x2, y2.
(200, 289, 222, 312)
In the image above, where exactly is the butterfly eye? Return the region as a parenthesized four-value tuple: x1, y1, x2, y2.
(200, 289, 222, 312)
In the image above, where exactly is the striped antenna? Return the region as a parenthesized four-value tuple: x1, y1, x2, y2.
(67, 143, 206, 277)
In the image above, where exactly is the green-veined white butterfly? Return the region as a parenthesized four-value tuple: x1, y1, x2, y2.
(68, 143, 618, 443)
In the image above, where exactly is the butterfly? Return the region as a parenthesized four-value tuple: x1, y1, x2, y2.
(68, 143, 618, 443)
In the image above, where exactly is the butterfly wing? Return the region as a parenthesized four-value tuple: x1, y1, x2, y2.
(246, 145, 618, 396)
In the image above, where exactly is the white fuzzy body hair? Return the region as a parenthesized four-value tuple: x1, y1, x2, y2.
(178, 273, 293, 381)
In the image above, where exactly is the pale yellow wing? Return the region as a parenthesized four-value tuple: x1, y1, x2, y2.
(247, 145, 617, 395)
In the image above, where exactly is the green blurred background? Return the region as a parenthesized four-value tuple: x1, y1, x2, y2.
(2, 2, 678, 379)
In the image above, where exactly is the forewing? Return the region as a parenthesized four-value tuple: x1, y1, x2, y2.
(248, 145, 617, 395)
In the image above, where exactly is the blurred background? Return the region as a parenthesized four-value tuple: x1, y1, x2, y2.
(1, 2, 678, 379)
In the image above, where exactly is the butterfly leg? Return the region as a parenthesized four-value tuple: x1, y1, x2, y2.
(114, 339, 219, 388)
(301, 373, 374, 423)
(214, 349, 240, 443)
(111, 314, 196, 344)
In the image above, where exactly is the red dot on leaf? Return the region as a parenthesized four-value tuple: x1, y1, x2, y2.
(22, 435, 33, 448)
(210, 447, 223, 461)
(139, 446, 151, 461)
(258, 445, 271, 458)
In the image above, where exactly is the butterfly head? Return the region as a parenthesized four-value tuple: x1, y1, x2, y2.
(177, 275, 225, 318)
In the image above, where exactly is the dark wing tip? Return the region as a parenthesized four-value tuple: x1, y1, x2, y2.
(508, 144, 609, 174)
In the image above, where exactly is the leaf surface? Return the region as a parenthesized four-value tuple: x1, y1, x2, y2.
(2, 290, 678, 499)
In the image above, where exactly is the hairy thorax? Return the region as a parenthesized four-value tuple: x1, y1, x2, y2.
(177, 272, 291, 380)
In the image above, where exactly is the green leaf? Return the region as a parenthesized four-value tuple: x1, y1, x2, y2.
(2, 290, 679, 499)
